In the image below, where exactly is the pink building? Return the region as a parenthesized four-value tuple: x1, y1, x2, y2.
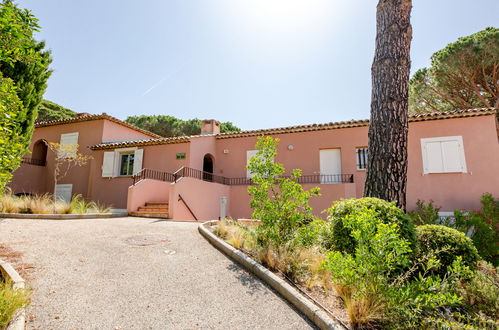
(10, 108, 499, 221)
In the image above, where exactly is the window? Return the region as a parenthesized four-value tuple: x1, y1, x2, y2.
(246, 150, 258, 178)
(59, 132, 79, 158)
(421, 136, 467, 174)
(102, 148, 143, 178)
(119, 153, 135, 176)
(356, 147, 368, 170)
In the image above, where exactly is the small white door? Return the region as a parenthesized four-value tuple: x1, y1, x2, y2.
(55, 184, 73, 203)
(320, 149, 342, 184)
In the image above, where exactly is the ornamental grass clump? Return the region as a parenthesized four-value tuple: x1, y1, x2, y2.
(0, 281, 30, 329)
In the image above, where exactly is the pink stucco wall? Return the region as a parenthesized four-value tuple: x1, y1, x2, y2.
(101, 120, 155, 142)
(406, 116, 499, 211)
(11, 112, 498, 218)
(127, 179, 171, 212)
(168, 177, 230, 221)
(228, 183, 357, 220)
(87, 142, 190, 208)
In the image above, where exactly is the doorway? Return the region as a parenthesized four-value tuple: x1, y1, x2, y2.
(319, 149, 342, 184)
(203, 154, 214, 181)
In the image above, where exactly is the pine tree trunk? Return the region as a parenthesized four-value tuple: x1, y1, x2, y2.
(364, 0, 413, 210)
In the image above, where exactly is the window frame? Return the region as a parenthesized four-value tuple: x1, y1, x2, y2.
(355, 147, 368, 171)
(420, 136, 467, 174)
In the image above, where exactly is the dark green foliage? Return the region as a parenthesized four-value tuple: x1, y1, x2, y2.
(409, 27, 499, 113)
(408, 199, 441, 225)
(294, 219, 332, 248)
(0, 1, 46, 191)
(326, 197, 417, 255)
(37, 99, 76, 122)
(453, 194, 499, 266)
(125, 115, 240, 137)
(247, 136, 320, 246)
(417, 225, 480, 277)
(1, 40, 52, 145)
(458, 261, 499, 319)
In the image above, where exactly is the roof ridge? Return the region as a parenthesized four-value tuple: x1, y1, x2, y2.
(215, 107, 497, 139)
(35, 113, 161, 138)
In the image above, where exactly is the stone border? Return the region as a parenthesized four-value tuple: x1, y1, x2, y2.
(0, 212, 128, 220)
(198, 220, 346, 330)
(0, 259, 26, 330)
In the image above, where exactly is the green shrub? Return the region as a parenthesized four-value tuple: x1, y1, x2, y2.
(453, 193, 498, 266)
(247, 137, 320, 246)
(0, 281, 30, 329)
(417, 225, 480, 277)
(458, 261, 499, 318)
(326, 198, 417, 255)
(407, 200, 441, 225)
(293, 219, 332, 248)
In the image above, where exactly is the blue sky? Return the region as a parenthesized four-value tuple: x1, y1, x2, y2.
(19, 0, 499, 130)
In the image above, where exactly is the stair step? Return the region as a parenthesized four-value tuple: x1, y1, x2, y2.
(129, 211, 169, 219)
(145, 202, 169, 206)
(138, 207, 169, 212)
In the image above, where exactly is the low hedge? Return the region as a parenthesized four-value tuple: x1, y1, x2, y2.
(417, 224, 480, 276)
(326, 198, 418, 254)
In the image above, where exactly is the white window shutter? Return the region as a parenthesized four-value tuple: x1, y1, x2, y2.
(425, 141, 444, 173)
(59, 132, 79, 158)
(441, 140, 461, 172)
(54, 184, 72, 203)
(132, 149, 144, 175)
(102, 152, 116, 177)
(421, 136, 467, 174)
(246, 150, 258, 178)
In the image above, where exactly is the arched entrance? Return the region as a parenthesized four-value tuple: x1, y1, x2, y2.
(203, 154, 214, 181)
(32, 140, 48, 166)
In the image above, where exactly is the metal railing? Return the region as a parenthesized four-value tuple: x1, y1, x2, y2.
(132, 168, 176, 185)
(133, 166, 354, 186)
(21, 157, 46, 166)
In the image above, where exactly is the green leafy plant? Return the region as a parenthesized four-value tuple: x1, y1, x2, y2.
(247, 136, 320, 247)
(0, 280, 30, 329)
(326, 197, 417, 256)
(417, 224, 480, 277)
(407, 199, 441, 225)
(453, 194, 499, 266)
(457, 261, 499, 318)
(293, 219, 332, 248)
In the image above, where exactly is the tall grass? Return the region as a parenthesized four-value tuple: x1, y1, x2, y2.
(0, 281, 30, 330)
(0, 193, 110, 215)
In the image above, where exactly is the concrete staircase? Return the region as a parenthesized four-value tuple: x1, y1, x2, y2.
(129, 202, 169, 219)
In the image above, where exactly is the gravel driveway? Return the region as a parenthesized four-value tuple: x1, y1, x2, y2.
(0, 217, 314, 330)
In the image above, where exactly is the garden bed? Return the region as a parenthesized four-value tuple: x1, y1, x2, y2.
(0, 212, 127, 220)
(199, 220, 349, 330)
(0, 259, 28, 330)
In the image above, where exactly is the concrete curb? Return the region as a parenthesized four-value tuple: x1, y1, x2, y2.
(0, 259, 26, 330)
(198, 220, 346, 330)
(0, 212, 127, 220)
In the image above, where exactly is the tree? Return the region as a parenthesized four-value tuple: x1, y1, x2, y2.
(37, 99, 76, 122)
(46, 142, 91, 199)
(1, 40, 52, 144)
(409, 27, 499, 113)
(0, 1, 42, 191)
(364, 0, 413, 210)
(247, 136, 320, 246)
(125, 115, 241, 137)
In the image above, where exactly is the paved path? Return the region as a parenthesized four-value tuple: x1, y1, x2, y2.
(0, 217, 314, 330)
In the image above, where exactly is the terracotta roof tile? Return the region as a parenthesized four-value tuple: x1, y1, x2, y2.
(35, 113, 161, 138)
(215, 107, 497, 139)
(90, 136, 190, 150)
(87, 107, 497, 149)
